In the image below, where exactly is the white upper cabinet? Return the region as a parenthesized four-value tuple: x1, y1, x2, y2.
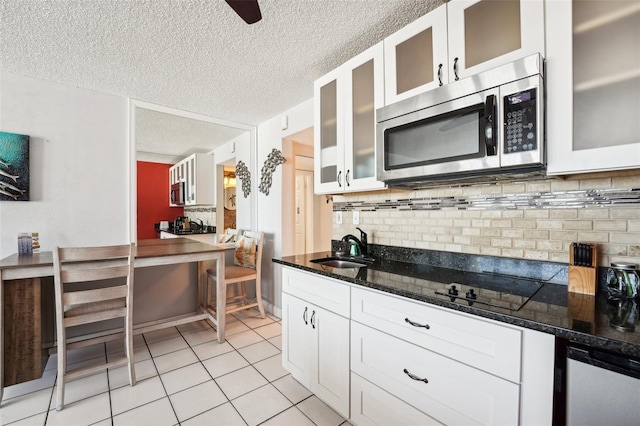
(314, 42, 386, 194)
(447, 0, 545, 80)
(169, 153, 214, 206)
(384, 0, 545, 105)
(546, 0, 640, 174)
(384, 5, 448, 104)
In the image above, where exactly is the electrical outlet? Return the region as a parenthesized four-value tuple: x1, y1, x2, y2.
(335, 211, 343, 225)
(353, 210, 360, 225)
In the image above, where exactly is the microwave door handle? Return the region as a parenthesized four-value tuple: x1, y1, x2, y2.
(484, 94, 497, 156)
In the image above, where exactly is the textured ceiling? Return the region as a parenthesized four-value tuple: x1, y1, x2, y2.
(1, 0, 442, 158)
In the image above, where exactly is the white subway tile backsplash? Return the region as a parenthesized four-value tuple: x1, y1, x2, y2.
(610, 232, 640, 244)
(524, 209, 550, 219)
(550, 209, 578, 219)
(538, 220, 566, 230)
(502, 229, 524, 239)
(578, 209, 610, 219)
(332, 173, 640, 266)
(593, 220, 627, 231)
(562, 220, 594, 231)
(491, 219, 513, 228)
(513, 219, 537, 229)
(576, 232, 610, 243)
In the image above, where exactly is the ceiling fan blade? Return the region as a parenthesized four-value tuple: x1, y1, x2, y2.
(225, 0, 262, 24)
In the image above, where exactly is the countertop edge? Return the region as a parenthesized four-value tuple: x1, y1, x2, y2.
(273, 257, 640, 359)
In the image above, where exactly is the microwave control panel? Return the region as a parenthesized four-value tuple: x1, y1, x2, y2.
(503, 88, 537, 154)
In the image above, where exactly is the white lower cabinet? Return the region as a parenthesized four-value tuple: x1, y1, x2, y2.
(281, 269, 350, 418)
(351, 372, 442, 426)
(281, 267, 555, 425)
(351, 321, 519, 425)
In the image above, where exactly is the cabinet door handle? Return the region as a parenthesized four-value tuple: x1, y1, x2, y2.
(303, 306, 308, 325)
(403, 368, 429, 384)
(437, 63, 443, 86)
(311, 310, 316, 329)
(453, 57, 459, 81)
(405, 317, 430, 329)
(337, 171, 342, 188)
(345, 170, 350, 187)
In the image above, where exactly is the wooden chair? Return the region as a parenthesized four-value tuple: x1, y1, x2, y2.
(53, 243, 136, 410)
(217, 228, 243, 243)
(206, 231, 265, 320)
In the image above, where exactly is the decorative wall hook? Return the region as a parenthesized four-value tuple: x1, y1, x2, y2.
(258, 148, 286, 196)
(236, 160, 251, 198)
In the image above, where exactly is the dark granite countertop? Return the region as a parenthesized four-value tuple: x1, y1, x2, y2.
(273, 250, 640, 360)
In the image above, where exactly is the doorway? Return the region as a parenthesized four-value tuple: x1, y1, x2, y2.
(283, 127, 333, 256)
(222, 167, 237, 230)
(294, 160, 314, 255)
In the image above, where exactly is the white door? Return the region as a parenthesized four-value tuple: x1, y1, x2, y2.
(294, 174, 306, 255)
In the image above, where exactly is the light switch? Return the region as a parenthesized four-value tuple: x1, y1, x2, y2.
(353, 210, 360, 225)
(335, 211, 343, 225)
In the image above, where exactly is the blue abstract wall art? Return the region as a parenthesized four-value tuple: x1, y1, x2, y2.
(0, 131, 30, 201)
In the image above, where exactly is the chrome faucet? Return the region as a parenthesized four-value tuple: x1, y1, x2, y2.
(341, 227, 368, 257)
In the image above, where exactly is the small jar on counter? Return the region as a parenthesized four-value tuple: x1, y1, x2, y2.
(606, 262, 640, 299)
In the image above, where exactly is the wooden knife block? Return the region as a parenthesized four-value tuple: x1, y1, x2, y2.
(568, 243, 597, 295)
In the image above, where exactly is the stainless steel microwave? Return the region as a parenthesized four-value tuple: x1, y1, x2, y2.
(376, 54, 545, 186)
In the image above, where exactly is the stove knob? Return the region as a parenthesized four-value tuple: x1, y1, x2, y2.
(448, 285, 459, 296)
(466, 289, 477, 300)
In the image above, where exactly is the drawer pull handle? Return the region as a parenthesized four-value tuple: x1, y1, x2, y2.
(303, 306, 308, 325)
(311, 310, 316, 329)
(405, 317, 430, 329)
(403, 368, 428, 384)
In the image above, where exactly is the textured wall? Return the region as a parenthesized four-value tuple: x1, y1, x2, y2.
(333, 171, 640, 267)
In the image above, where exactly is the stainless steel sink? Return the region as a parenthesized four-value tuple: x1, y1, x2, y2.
(310, 258, 367, 268)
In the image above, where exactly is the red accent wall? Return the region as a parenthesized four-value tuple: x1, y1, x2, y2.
(137, 161, 183, 239)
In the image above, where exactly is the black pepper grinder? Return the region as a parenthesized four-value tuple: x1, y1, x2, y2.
(356, 227, 368, 256)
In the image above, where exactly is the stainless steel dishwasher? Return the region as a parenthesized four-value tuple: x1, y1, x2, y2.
(566, 343, 640, 425)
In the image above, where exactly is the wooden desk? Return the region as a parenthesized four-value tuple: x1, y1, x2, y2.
(0, 238, 234, 402)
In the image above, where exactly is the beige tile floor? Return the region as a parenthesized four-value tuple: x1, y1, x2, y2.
(0, 309, 351, 426)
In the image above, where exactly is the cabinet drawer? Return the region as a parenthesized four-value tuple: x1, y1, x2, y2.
(351, 287, 521, 382)
(351, 322, 519, 426)
(283, 267, 350, 317)
(351, 372, 441, 426)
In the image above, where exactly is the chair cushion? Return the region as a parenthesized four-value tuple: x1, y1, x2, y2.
(234, 235, 258, 268)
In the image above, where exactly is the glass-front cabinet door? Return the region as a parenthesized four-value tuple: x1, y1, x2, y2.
(384, 4, 448, 105)
(546, 0, 640, 174)
(447, 0, 545, 81)
(314, 70, 344, 194)
(343, 42, 385, 192)
(314, 42, 385, 194)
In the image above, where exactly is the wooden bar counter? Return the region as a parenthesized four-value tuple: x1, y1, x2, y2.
(0, 238, 233, 403)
